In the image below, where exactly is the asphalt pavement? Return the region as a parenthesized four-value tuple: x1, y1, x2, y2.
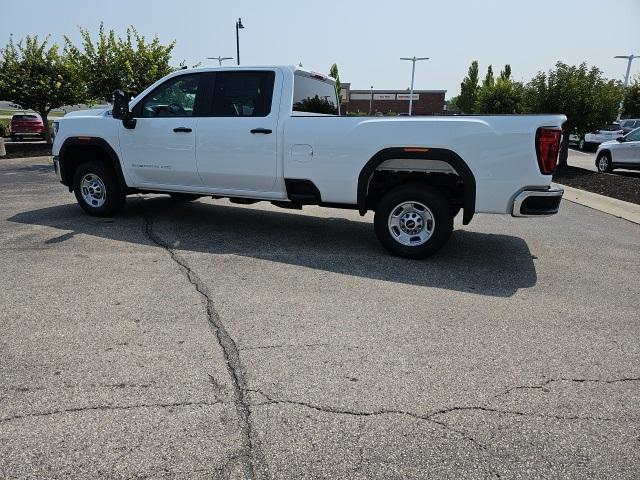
(1, 156, 639, 479)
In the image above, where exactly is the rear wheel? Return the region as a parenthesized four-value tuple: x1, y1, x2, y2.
(73, 161, 125, 216)
(10, 135, 18, 142)
(596, 152, 613, 173)
(169, 192, 202, 201)
(374, 184, 453, 259)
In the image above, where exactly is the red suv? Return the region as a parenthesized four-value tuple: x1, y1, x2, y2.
(9, 113, 46, 141)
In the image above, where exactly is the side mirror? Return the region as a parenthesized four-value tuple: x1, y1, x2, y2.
(112, 90, 136, 129)
(616, 136, 625, 142)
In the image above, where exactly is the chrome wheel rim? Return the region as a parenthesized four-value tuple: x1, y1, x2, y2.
(388, 201, 435, 246)
(80, 173, 106, 208)
(598, 156, 609, 172)
(579, 139, 585, 150)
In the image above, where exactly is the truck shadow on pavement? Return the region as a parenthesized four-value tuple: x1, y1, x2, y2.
(9, 196, 537, 297)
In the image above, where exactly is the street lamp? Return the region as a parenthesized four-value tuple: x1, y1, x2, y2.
(207, 56, 233, 66)
(369, 85, 374, 115)
(614, 54, 638, 120)
(236, 18, 244, 65)
(400, 56, 429, 116)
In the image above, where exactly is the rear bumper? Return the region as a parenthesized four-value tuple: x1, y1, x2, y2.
(10, 129, 45, 135)
(511, 186, 564, 217)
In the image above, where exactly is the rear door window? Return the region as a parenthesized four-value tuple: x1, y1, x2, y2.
(210, 71, 275, 117)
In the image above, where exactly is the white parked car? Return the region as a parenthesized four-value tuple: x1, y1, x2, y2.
(578, 123, 624, 150)
(595, 127, 640, 173)
(51, 65, 565, 258)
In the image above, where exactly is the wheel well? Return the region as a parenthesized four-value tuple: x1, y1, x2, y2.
(59, 139, 126, 191)
(358, 147, 476, 225)
(366, 171, 463, 213)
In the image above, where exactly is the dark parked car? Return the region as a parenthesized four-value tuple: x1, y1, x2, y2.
(9, 113, 45, 141)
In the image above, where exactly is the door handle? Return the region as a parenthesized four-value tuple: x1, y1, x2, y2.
(250, 128, 272, 134)
(173, 127, 192, 133)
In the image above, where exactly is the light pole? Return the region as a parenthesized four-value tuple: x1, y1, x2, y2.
(614, 54, 637, 120)
(207, 56, 233, 66)
(400, 56, 429, 115)
(369, 86, 374, 115)
(236, 18, 244, 65)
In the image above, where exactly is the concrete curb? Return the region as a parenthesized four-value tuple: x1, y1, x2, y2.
(557, 183, 640, 225)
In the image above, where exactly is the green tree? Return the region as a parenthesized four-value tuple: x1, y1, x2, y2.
(329, 63, 342, 105)
(476, 77, 524, 114)
(499, 64, 512, 81)
(622, 76, 640, 118)
(483, 65, 495, 89)
(457, 60, 479, 113)
(0, 35, 86, 143)
(65, 23, 175, 101)
(524, 62, 623, 167)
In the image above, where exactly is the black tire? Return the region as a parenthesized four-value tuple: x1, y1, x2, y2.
(168, 192, 202, 201)
(72, 161, 125, 216)
(450, 206, 462, 219)
(10, 135, 18, 142)
(374, 184, 453, 259)
(596, 152, 613, 173)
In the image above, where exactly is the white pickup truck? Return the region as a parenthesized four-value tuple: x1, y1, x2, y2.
(52, 65, 565, 258)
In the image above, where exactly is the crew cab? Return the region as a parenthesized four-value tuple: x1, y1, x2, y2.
(52, 65, 565, 258)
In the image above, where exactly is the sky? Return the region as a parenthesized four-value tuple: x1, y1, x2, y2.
(2, 0, 639, 98)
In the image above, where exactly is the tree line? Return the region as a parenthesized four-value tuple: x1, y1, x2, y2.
(450, 60, 640, 165)
(0, 24, 176, 142)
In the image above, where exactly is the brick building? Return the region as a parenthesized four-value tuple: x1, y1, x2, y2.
(340, 83, 446, 116)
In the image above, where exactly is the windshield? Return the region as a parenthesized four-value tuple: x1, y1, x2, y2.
(12, 114, 39, 121)
(292, 73, 339, 115)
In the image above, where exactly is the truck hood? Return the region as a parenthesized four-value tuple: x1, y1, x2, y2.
(63, 107, 111, 118)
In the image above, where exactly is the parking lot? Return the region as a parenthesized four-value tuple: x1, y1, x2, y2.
(1, 155, 639, 479)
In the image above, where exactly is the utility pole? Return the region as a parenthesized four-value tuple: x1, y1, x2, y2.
(615, 54, 637, 120)
(400, 56, 429, 115)
(369, 86, 374, 115)
(207, 56, 233, 66)
(236, 18, 244, 65)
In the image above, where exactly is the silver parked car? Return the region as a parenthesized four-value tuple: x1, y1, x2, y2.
(595, 127, 640, 173)
(619, 118, 640, 134)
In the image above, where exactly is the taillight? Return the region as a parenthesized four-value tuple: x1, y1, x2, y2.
(536, 127, 561, 175)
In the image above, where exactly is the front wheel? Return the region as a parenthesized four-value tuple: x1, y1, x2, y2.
(596, 152, 613, 173)
(374, 185, 453, 259)
(73, 161, 125, 216)
(578, 138, 586, 151)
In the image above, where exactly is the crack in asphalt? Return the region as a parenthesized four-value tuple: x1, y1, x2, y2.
(143, 213, 267, 480)
(249, 389, 502, 478)
(489, 377, 640, 403)
(248, 387, 616, 424)
(0, 400, 222, 424)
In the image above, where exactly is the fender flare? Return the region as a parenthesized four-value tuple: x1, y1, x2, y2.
(357, 147, 476, 225)
(58, 136, 127, 190)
